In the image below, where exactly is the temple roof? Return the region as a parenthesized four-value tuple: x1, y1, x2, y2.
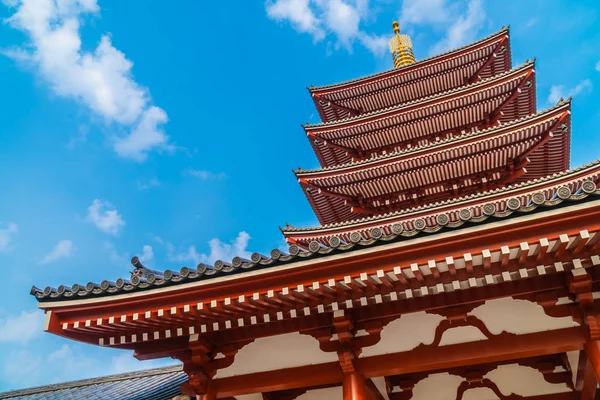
(31, 161, 600, 302)
(306, 62, 536, 167)
(309, 28, 511, 123)
(297, 101, 571, 225)
(0, 365, 185, 400)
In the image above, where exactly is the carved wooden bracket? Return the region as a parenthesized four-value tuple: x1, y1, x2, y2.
(456, 378, 520, 400)
(514, 291, 582, 324)
(417, 308, 513, 350)
(177, 337, 253, 396)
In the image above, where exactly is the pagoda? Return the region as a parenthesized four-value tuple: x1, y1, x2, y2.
(21, 23, 600, 400)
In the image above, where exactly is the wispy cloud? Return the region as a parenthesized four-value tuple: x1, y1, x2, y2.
(0, 222, 18, 252)
(548, 79, 593, 104)
(265, 0, 389, 55)
(184, 168, 226, 180)
(595, 61, 600, 72)
(0, 310, 44, 343)
(39, 239, 74, 264)
(428, 0, 486, 55)
(136, 177, 161, 190)
(2, 0, 174, 161)
(166, 231, 252, 266)
(400, 0, 451, 25)
(139, 244, 153, 263)
(87, 199, 125, 235)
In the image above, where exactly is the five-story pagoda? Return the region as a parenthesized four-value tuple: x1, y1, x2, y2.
(16, 22, 600, 400)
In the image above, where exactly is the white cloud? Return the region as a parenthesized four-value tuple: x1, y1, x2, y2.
(595, 61, 600, 72)
(139, 244, 153, 263)
(184, 168, 226, 180)
(2, 343, 177, 388)
(3, 0, 173, 161)
(400, 0, 450, 25)
(266, 0, 325, 41)
(0, 310, 44, 343)
(167, 231, 252, 266)
(548, 79, 593, 104)
(136, 177, 161, 190)
(0, 222, 18, 252)
(87, 199, 125, 235)
(104, 242, 128, 266)
(429, 0, 486, 55)
(39, 239, 74, 264)
(265, 0, 387, 55)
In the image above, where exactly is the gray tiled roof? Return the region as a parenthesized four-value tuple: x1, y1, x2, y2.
(30, 169, 600, 302)
(0, 365, 185, 400)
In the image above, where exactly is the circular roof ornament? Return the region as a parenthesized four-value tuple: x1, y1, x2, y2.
(329, 236, 341, 248)
(507, 197, 521, 211)
(350, 231, 362, 243)
(482, 203, 496, 216)
(180, 267, 190, 278)
(251, 252, 263, 263)
(391, 223, 404, 235)
(557, 186, 572, 200)
(308, 241, 321, 253)
(131, 276, 141, 286)
(459, 209, 472, 221)
(43, 286, 53, 296)
(100, 280, 110, 290)
(582, 180, 597, 194)
(71, 284, 81, 293)
(197, 263, 207, 275)
(214, 260, 224, 271)
(116, 278, 126, 289)
(270, 248, 282, 260)
(289, 244, 301, 256)
(57, 285, 67, 295)
(370, 227, 383, 239)
(164, 270, 174, 281)
(232, 256, 243, 268)
(85, 282, 96, 292)
(531, 192, 546, 205)
(414, 218, 426, 230)
(147, 273, 156, 283)
(436, 213, 449, 226)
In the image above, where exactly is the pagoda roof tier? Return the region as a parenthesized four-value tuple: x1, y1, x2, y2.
(32, 163, 599, 302)
(310, 28, 511, 123)
(307, 62, 537, 168)
(285, 159, 599, 247)
(297, 102, 569, 225)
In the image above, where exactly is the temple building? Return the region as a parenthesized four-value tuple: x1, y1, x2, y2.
(4, 22, 600, 400)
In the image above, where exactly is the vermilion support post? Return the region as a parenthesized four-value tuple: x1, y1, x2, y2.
(343, 373, 367, 400)
(585, 341, 600, 382)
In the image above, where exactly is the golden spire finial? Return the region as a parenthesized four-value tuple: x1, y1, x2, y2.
(389, 21, 416, 68)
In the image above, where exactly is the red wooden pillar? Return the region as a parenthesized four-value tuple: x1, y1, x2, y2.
(343, 373, 367, 400)
(586, 340, 600, 382)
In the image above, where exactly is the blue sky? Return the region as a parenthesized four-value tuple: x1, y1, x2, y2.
(0, 0, 598, 392)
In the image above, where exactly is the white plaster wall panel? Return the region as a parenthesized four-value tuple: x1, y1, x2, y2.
(410, 372, 463, 400)
(487, 365, 571, 396)
(438, 325, 487, 346)
(567, 350, 580, 388)
(361, 312, 444, 357)
(469, 298, 578, 335)
(216, 333, 337, 378)
(371, 376, 390, 400)
(235, 395, 263, 400)
(297, 386, 343, 399)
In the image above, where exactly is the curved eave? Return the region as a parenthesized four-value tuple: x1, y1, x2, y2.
(305, 61, 534, 132)
(297, 101, 570, 179)
(309, 27, 510, 93)
(33, 165, 599, 305)
(283, 160, 600, 244)
(310, 29, 512, 123)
